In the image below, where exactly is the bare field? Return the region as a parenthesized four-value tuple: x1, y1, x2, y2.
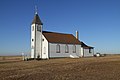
(0, 56, 22, 63)
(0, 56, 120, 80)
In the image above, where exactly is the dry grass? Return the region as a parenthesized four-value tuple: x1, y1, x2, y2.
(0, 56, 22, 63)
(0, 56, 120, 80)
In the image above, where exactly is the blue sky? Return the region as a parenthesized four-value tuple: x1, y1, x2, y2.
(0, 0, 120, 56)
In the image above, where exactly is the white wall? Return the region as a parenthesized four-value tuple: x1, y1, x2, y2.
(35, 24, 42, 58)
(31, 24, 42, 58)
(83, 48, 94, 57)
(31, 24, 35, 58)
(42, 35, 49, 59)
(81, 47, 84, 57)
(49, 43, 81, 58)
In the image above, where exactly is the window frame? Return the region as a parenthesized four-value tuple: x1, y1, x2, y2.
(73, 45, 76, 53)
(32, 26, 34, 31)
(37, 26, 41, 32)
(56, 44, 60, 53)
(65, 44, 69, 53)
(89, 48, 92, 53)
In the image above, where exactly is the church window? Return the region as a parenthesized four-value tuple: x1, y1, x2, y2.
(73, 45, 76, 53)
(37, 26, 41, 32)
(32, 39, 34, 41)
(65, 44, 69, 53)
(89, 49, 92, 53)
(56, 44, 60, 53)
(32, 26, 34, 31)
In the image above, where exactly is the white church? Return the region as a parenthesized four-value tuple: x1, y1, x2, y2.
(31, 10, 94, 59)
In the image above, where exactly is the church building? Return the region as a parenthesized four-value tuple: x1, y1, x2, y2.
(31, 11, 94, 59)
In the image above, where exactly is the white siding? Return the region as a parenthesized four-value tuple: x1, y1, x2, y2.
(31, 24, 42, 58)
(42, 35, 49, 59)
(35, 24, 42, 58)
(83, 49, 94, 57)
(31, 24, 35, 58)
(49, 43, 81, 58)
(81, 47, 84, 57)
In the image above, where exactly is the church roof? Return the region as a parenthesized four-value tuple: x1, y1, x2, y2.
(32, 14, 43, 25)
(81, 42, 94, 49)
(43, 31, 81, 44)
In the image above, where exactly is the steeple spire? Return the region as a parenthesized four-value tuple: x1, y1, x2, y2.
(32, 6, 43, 25)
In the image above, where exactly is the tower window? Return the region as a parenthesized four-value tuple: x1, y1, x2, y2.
(32, 26, 34, 31)
(32, 39, 34, 41)
(37, 26, 41, 32)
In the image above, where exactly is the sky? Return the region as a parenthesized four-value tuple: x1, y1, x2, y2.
(0, 0, 120, 56)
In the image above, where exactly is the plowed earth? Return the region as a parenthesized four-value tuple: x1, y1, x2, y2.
(0, 56, 120, 80)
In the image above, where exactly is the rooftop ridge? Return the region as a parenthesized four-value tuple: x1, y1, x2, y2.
(43, 31, 72, 35)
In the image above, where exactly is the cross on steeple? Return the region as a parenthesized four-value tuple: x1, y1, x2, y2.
(35, 5, 38, 14)
(32, 6, 43, 25)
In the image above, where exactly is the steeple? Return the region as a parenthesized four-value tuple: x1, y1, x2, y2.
(32, 6, 43, 25)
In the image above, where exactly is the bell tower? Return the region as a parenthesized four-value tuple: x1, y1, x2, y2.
(31, 7, 43, 59)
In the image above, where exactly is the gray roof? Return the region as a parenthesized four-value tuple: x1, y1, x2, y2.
(81, 42, 94, 49)
(32, 14, 43, 25)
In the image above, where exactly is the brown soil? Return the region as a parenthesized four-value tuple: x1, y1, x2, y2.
(0, 56, 120, 80)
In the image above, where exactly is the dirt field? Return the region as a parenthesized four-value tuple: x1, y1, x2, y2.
(0, 56, 120, 80)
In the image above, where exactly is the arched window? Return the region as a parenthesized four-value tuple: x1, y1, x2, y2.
(37, 26, 41, 32)
(32, 26, 34, 31)
(65, 44, 69, 53)
(73, 45, 76, 53)
(56, 44, 60, 53)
